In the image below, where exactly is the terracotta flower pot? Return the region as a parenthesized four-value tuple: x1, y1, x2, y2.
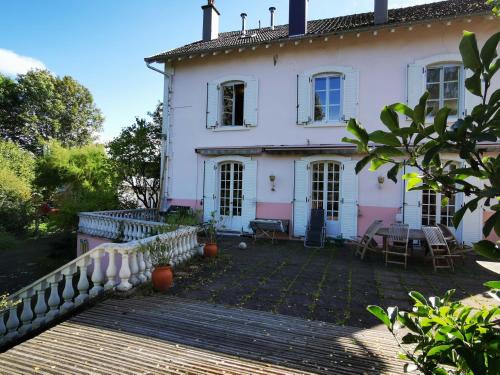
(151, 265, 173, 292)
(204, 243, 218, 257)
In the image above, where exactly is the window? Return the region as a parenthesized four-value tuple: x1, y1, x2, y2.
(313, 75, 342, 123)
(426, 65, 461, 117)
(421, 165, 457, 227)
(221, 82, 245, 126)
(311, 161, 340, 221)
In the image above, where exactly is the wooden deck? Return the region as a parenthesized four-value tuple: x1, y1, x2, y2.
(0, 295, 406, 374)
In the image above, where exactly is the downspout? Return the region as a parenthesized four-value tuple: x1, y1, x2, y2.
(146, 61, 173, 214)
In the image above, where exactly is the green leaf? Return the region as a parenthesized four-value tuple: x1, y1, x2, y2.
(433, 368, 449, 375)
(422, 144, 443, 167)
(369, 158, 387, 171)
(427, 344, 453, 357)
(387, 164, 400, 184)
(433, 107, 450, 136)
(390, 103, 414, 118)
(380, 106, 399, 131)
(465, 71, 482, 97)
(460, 31, 482, 71)
(367, 305, 392, 328)
(474, 240, 500, 260)
(374, 146, 405, 158)
(355, 154, 375, 174)
(482, 211, 499, 237)
(484, 281, 500, 290)
(480, 32, 500, 69)
(369, 130, 402, 146)
(346, 119, 369, 146)
(414, 92, 429, 124)
(409, 291, 427, 306)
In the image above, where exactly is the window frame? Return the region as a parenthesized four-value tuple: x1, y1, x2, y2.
(311, 73, 344, 125)
(425, 63, 464, 121)
(220, 80, 245, 127)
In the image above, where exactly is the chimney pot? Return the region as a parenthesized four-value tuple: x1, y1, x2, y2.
(269, 7, 276, 30)
(241, 13, 248, 36)
(374, 0, 388, 25)
(289, 0, 308, 37)
(202, 0, 220, 41)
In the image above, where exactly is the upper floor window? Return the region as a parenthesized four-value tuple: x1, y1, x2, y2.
(222, 81, 245, 127)
(426, 64, 461, 117)
(313, 75, 342, 124)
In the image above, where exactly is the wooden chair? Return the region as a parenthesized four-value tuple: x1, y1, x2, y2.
(304, 209, 326, 248)
(422, 226, 454, 272)
(353, 220, 383, 260)
(385, 223, 410, 269)
(437, 223, 474, 263)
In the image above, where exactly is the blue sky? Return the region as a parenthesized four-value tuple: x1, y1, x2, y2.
(0, 0, 440, 141)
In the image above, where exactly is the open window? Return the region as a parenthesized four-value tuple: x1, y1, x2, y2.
(221, 81, 245, 127)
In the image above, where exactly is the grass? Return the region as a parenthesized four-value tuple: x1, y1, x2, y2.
(336, 268, 352, 326)
(307, 248, 336, 319)
(0, 230, 20, 251)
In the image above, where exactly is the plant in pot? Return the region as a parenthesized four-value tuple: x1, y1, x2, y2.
(148, 238, 174, 292)
(203, 211, 220, 257)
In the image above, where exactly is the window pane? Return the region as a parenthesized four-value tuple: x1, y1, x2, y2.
(328, 105, 340, 121)
(427, 100, 439, 117)
(315, 78, 326, 91)
(315, 106, 326, 121)
(444, 99, 458, 116)
(329, 90, 341, 105)
(315, 91, 326, 106)
(427, 68, 440, 83)
(329, 77, 341, 90)
(427, 83, 440, 100)
(444, 82, 458, 99)
(444, 66, 459, 81)
(234, 83, 244, 126)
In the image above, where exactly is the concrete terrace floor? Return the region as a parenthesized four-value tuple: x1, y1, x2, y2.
(164, 237, 497, 329)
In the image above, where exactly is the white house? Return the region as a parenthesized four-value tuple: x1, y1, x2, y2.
(144, 0, 499, 245)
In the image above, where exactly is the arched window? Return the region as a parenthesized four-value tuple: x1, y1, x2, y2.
(221, 81, 245, 127)
(312, 74, 342, 124)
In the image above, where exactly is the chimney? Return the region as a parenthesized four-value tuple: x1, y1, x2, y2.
(289, 0, 308, 37)
(374, 0, 388, 25)
(202, 0, 220, 41)
(269, 7, 276, 30)
(240, 13, 247, 36)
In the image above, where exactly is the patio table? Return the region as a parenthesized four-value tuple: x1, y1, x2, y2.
(376, 227, 426, 252)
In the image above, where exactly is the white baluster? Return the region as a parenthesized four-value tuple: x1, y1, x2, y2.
(5, 306, 19, 340)
(75, 262, 90, 306)
(46, 276, 62, 321)
(0, 310, 6, 345)
(137, 251, 147, 283)
(123, 222, 130, 241)
(19, 293, 34, 335)
(60, 266, 75, 314)
(129, 251, 140, 286)
(105, 248, 118, 290)
(32, 287, 48, 328)
(117, 250, 132, 291)
(90, 250, 104, 297)
(144, 249, 152, 280)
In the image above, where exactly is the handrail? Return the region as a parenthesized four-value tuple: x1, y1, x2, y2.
(0, 225, 201, 348)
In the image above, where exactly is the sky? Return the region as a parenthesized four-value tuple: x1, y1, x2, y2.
(0, 0, 442, 142)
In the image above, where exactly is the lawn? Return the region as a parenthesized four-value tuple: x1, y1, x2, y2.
(158, 237, 497, 329)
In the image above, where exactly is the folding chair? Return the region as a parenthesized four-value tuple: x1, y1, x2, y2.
(385, 223, 410, 269)
(437, 223, 474, 263)
(422, 226, 454, 272)
(353, 220, 383, 260)
(304, 209, 326, 248)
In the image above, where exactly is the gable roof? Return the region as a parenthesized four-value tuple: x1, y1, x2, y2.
(145, 0, 492, 63)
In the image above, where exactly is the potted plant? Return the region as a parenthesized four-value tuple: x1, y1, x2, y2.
(148, 238, 174, 292)
(203, 211, 219, 257)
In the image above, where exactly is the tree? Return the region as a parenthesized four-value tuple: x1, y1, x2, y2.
(0, 70, 103, 154)
(107, 103, 162, 209)
(342, 30, 500, 260)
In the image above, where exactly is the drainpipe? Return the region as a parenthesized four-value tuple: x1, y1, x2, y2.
(146, 62, 174, 214)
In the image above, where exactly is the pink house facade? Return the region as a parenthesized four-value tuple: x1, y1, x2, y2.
(145, 0, 499, 245)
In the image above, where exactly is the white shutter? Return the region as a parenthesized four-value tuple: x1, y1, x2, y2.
(340, 160, 358, 238)
(244, 79, 259, 127)
(460, 171, 483, 246)
(342, 70, 359, 122)
(293, 160, 309, 237)
(407, 63, 425, 109)
(403, 166, 423, 229)
(206, 82, 219, 128)
(241, 160, 257, 232)
(463, 69, 482, 118)
(203, 160, 217, 222)
(297, 74, 312, 125)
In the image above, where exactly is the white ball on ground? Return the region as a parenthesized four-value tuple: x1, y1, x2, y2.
(238, 242, 247, 250)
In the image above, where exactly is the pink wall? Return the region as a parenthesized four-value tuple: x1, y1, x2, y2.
(77, 234, 110, 257)
(358, 206, 401, 238)
(256, 202, 293, 220)
(484, 210, 499, 242)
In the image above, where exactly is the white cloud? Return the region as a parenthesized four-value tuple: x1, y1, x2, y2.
(0, 49, 46, 76)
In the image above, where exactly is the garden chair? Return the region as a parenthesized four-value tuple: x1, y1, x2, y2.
(437, 223, 474, 263)
(304, 208, 326, 248)
(422, 226, 454, 272)
(353, 219, 383, 260)
(385, 223, 410, 269)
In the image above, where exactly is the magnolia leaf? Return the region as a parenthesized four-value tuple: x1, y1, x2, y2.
(374, 146, 405, 158)
(460, 31, 482, 71)
(409, 291, 427, 306)
(355, 154, 375, 174)
(369, 130, 402, 146)
(369, 158, 387, 171)
(482, 211, 499, 237)
(434, 107, 450, 136)
(346, 119, 369, 145)
(387, 164, 400, 183)
(367, 305, 392, 328)
(480, 32, 500, 69)
(390, 103, 414, 118)
(474, 240, 500, 260)
(403, 363, 418, 373)
(465, 71, 482, 97)
(427, 344, 453, 357)
(484, 281, 500, 290)
(406, 176, 422, 190)
(380, 106, 400, 131)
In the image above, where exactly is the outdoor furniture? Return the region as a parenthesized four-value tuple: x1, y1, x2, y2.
(422, 226, 454, 272)
(354, 219, 383, 260)
(304, 209, 326, 248)
(437, 223, 474, 263)
(376, 227, 426, 253)
(250, 219, 289, 244)
(385, 223, 410, 269)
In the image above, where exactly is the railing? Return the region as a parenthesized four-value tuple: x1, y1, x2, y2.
(0, 226, 200, 348)
(79, 210, 167, 242)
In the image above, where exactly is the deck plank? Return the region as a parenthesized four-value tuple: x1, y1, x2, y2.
(0, 295, 406, 374)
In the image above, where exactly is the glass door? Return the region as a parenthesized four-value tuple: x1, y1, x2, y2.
(218, 162, 243, 231)
(311, 161, 341, 237)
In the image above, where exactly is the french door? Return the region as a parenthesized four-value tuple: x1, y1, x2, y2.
(218, 162, 243, 231)
(421, 189, 457, 232)
(311, 161, 341, 237)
